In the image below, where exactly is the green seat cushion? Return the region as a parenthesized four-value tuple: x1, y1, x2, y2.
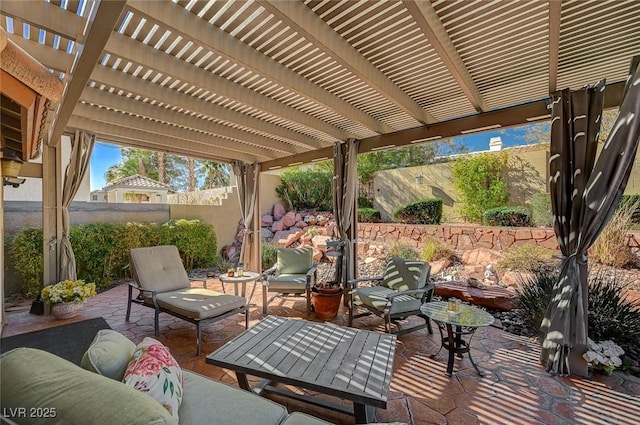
(81, 329, 136, 381)
(381, 257, 429, 291)
(1, 347, 176, 425)
(355, 285, 422, 315)
(276, 247, 312, 275)
(144, 288, 246, 319)
(267, 274, 309, 290)
(178, 370, 288, 425)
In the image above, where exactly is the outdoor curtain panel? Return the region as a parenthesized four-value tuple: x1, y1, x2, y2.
(60, 131, 95, 281)
(333, 139, 360, 287)
(233, 161, 259, 271)
(541, 57, 640, 375)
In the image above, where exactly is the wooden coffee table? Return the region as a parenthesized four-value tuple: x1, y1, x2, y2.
(206, 315, 396, 424)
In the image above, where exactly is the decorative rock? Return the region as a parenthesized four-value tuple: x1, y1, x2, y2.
(261, 228, 274, 240)
(429, 259, 452, 276)
(295, 212, 303, 223)
(273, 230, 297, 246)
(500, 270, 534, 288)
(364, 257, 378, 264)
(435, 281, 517, 311)
(261, 214, 274, 226)
(282, 211, 297, 228)
(273, 203, 286, 221)
(294, 221, 307, 228)
(311, 235, 332, 251)
(271, 220, 285, 232)
(461, 247, 503, 266)
(283, 230, 304, 247)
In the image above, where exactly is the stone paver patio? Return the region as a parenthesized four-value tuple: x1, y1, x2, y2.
(3, 279, 639, 425)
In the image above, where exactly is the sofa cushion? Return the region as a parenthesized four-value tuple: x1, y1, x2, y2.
(145, 288, 246, 319)
(178, 370, 288, 425)
(123, 338, 183, 422)
(81, 329, 136, 380)
(280, 412, 334, 424)
(1, 347, 176, 425)
(130, 245, 190, 293)
(276, 247, 312, 275)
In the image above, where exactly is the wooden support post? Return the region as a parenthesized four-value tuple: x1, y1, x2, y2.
(42, 140, 63, 285)
(252, 170, 262, 274)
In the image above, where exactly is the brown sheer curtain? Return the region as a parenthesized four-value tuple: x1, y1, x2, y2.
(541, 57, 640, 375)
(59, 131, 95, 281)
(233, 161, 259, 271)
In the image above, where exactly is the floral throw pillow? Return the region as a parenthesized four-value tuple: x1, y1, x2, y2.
(122, 337, 183, 422)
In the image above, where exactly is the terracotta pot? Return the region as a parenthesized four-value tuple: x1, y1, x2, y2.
(50, 302, 83, 320)
(312, 286, 343, 320)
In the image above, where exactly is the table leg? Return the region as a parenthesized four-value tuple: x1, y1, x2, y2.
(353, 403, 374, 424)
(236, 371, 251, 391)
(233, 282, 239, 296)
(445, 324, 455, 376)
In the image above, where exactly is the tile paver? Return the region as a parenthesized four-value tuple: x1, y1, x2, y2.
(3, 279, 639, 425)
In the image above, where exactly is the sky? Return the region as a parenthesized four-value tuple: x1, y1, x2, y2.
(89, 123, 545, 191)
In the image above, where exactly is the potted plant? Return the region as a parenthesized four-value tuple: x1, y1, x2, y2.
(41, 279, 97, 319)
(311, 280, 343, 320)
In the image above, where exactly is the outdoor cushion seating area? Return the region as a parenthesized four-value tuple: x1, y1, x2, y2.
(0, 329, 332, 425)
(127, 245, 248, 355)
(348, 257, 434, 335)
(262, 247, 318, 314)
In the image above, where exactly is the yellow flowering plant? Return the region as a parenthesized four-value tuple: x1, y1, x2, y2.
(41, 280, 97, 305)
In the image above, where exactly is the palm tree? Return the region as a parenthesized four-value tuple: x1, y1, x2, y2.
(157, 152, 166, 184)
(187, 157, 196, 192)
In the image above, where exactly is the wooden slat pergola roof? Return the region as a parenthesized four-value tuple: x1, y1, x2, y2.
(1, 0, 639, 169)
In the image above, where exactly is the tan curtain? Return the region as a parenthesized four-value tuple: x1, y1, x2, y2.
(233, 161, 259, 271)
(333, 139, 359, 287)
(59, 131, 95, 281)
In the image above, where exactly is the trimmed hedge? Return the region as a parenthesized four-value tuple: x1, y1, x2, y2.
(393, 199, 443, 225)
(10, 220, 217, 296)
(357, 208, 381, 223)
(483, 206, 533, 227)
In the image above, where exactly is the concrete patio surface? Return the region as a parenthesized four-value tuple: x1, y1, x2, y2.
(3, 279, 639, 425)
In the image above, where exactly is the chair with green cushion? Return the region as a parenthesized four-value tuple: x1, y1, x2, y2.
(347, 256, 433, 335)
(262, 247, 318, 314)
(127, 245, 249, 355)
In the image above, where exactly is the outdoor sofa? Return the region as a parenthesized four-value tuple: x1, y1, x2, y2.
(0, 329, 332, 425)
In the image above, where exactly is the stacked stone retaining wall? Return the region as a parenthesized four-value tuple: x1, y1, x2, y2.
(357, 223, 640, 253)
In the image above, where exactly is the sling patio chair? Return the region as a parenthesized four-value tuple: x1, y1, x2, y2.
(261, 246, 318, 314)
(347, 256, 434, 335)
(127, 245, 248, 355)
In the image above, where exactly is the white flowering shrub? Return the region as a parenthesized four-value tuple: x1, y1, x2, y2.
(583, 338, 625, 374)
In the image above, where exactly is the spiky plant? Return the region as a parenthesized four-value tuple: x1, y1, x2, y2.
(515, 269, 558, 332)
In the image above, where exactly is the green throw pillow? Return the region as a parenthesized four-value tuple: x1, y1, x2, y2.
(276, 247, 313, 275)
(381, 256, 429, 291)
(81, 329, 136, 381)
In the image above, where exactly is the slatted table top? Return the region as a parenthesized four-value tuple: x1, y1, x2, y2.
(206, 315, 397, 407)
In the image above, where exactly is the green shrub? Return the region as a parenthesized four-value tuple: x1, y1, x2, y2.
(420, 237, 452, 262)
(159, 219, 217, 269)
(483, 206, 533, 227)
(529, 192, 553, 227)
(261, 242, 279, 271)
(590, 198, 638, 268)
(357, 208, 381, 222)
(452, 152, 510, 222)
(498, 244, 557, 273)
(358, 193, 374, 208)
(212, 256, 234, 274)
(588, 268, 640, 354)
(388, 241, 419, 260)
(10, 228, 43, 298)
(516, 269, 557, 332)
(275, 167, 333, 211)
(71, 223, 124, 288)
(393, 199, 442, 224)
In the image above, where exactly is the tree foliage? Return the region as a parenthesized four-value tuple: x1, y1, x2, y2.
(452, 152, 510, 222)
(275, 167, 333, 211)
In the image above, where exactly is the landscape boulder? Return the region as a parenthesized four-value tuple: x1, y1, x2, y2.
(273, 203, 287, 221)
(434, 281, 517, 311)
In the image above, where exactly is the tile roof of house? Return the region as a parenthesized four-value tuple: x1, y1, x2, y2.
(103, 174, 170, 190)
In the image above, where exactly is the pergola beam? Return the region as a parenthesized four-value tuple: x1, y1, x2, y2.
(258, 0, 435, 125)
(127, 0, 393, 135)
(90, 65, 326, 151)
(49, 0, 128, 146)
(4, 35, 73, 74)
(548, 1, 562, 93)
(72, 103, 274, 161)
(80, 87, 304, 156)
(106, 33, 355, 142)
(68, 115, 259, 163)
(403, 0, 488, 112)
(0, 0, 86, 42)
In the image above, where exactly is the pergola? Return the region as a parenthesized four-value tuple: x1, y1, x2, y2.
(1, 1, 639, 325)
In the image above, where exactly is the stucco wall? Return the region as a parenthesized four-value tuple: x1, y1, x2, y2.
(260, 173, 282, 215)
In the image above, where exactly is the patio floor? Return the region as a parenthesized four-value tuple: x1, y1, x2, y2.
(3, 279, 639, 425)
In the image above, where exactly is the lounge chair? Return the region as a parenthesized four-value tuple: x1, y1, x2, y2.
(262, 247, 318, 314)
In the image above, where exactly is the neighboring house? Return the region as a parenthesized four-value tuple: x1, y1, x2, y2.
(101, 174, 170, 203)
(89, 190, 107, 202)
